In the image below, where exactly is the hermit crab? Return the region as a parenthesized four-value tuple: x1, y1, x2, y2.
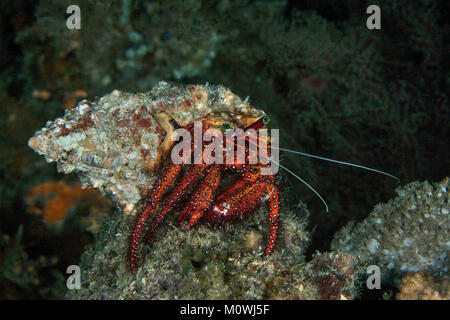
(28, 81, 398, 272)
(28, 82, 278, 271)
(127, 114, 280, 271)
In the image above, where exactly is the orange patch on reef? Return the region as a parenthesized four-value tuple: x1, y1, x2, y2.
(27, 181, 105, 223)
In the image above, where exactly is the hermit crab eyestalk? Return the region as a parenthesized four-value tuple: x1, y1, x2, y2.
(220, 123, 232, 131)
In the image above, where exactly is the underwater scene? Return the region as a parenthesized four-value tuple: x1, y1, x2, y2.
(0, 0, 448, 301)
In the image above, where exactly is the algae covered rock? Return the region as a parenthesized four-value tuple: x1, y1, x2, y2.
(65, 177, 449, 300)
(396, 272, 449, 300)
(332, 178, 449, 279)
(308, 251, 362, 300)
(66, 201, 317, 300)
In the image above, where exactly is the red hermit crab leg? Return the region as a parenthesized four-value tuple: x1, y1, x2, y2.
(207, 179, 253, 223)
(143, 164, 206, 240)
(178, 166, 222, 229)
(264, 183, 279, 255)
(207, 179, 280, 255)
(128, 163, 182, 271)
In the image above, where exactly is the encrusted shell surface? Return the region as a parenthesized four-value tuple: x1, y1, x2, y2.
(28, 81, 265, 214)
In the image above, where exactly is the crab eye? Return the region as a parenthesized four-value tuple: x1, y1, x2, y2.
(220, 123, 232, 131)
(263, 115, 271, 125)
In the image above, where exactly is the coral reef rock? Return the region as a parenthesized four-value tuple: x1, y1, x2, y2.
(28, 82, 265, 215)
(396, 272, 449, 300)
(332, 178, 449, 279)
(309, 251, 361, 300)
(66, 202, 317, 300)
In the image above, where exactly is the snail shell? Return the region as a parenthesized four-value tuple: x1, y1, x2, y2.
(28, 81, 265, 214)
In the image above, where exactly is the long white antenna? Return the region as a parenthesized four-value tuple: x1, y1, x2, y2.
(272, 146, 400, 182)
(260, 154, 329, 212)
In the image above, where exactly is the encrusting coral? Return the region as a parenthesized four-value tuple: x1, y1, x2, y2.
(309, 251, 359, 300)
(332, 178, 449, 280)
(396, 272, 449, 300)
(66, 201, 315, 300)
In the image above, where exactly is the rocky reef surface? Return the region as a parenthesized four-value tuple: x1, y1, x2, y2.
(396, 272, 449, 300)
(66, 202, 316, 299)
(65, 178, 448, 300)
(332, 178, 449, 280)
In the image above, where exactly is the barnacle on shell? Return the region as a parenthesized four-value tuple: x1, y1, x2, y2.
(28, 81, 265, 215)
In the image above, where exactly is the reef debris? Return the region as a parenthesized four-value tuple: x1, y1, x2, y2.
(28, 82, 265, 215)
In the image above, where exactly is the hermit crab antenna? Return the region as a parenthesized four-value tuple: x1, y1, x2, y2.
(272, 146, 400, 182)
(260, 153, 329, 212)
